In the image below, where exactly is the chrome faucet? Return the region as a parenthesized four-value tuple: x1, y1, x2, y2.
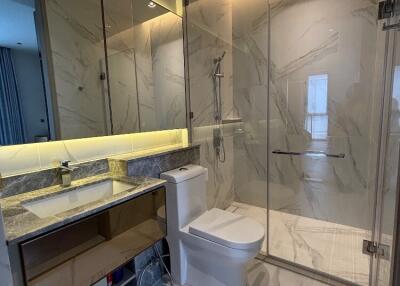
(59, 160, 78, 187)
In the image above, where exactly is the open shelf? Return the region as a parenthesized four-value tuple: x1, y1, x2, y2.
(113, 267, 136, 286)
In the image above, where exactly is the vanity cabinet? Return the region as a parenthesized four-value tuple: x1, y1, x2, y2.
(17, 187, 166, 286)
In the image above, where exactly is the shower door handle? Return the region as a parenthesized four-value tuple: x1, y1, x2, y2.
(272, 150, 345, 158)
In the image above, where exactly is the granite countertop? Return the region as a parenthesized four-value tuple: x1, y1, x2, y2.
(0, 173, 166, 245)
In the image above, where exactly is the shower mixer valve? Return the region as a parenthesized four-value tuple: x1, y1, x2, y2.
(213, 128, 223, 154)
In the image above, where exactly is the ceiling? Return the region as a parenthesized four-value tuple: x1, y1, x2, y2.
(105, 0, 169, 37)
(0, 0, 175, 51)
(0, 0, 38, 51)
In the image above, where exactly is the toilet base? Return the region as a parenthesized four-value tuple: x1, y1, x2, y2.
(185, 258, 248, 286)
(168, 229, 259, 286)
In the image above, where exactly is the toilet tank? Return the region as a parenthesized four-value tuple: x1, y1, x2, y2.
(161, 165, 208, 230)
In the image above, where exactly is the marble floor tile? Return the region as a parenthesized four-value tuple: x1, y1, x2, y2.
(227, 201, 372, 286)
(227, 202, 268, 254)
(162, 259, 328, 286)
(247, 259, 329, 286)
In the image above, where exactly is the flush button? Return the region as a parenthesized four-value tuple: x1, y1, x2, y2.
(179, 167, 188, 171)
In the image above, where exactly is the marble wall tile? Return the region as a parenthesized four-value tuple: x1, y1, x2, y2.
(134, 23, 158, 132)
(1, 169, 59, 199)
(36, 135, 131, 167)
(62, 135, 132, 162)
(229, 0, 273, 212)
(186, 0, 235, 128)
(45, 0, 110, 139)
(187, 0, 237, 209)
(150, 15, 186, 131)
(186, 1, 387, 283)
(0, 144, 40, 176)
(129, 129, 186, 150)
(261, 1, 387, 283)
(187, 0, 270, 211)
(0, 159, 109, 198)
(6, 143, 194, 199)
(105, 8, 186, 134)
(0, 129, 187, 177)
(136, 13, 186, 132)
(107, 49, 141, 134)
(125, 146, 200, 178)
(37, 141, 75, 168)
(231, 0, 269, 209)
(192, 125, 235, 209)
(267, 0, 382, 231)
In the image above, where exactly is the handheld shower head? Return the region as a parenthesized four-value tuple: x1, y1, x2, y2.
(215, 51, 226, 63)
(213, 51, 226, 78)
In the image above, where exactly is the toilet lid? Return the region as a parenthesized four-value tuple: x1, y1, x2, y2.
(188, 208, 264, 250)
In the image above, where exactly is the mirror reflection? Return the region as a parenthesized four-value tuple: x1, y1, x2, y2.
(0, 0, 186, 146)
(104, 0, 186, 133)
(0, 0, 50, 145)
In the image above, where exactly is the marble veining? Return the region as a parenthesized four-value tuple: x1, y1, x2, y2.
(186, 0, 238, 211)
(0, 159, 109, 199)
(186, 1, 384, 284)
(45, 0, 110, 139)
(0, 174, 165, 245)
(110, 145, 200, 178)
(0, 143, 197, 285)
(268, 0, 382, 231)
(0, 144, 199, 245)
(187, 0, 268, 211)
(107, 49, 140, 134)
(105, 8, 186, 133)
(247, 259, 330, 286)
(227, 201, 381, 286)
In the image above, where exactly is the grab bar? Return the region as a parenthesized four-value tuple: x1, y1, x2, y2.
(272, 150, 345, 159)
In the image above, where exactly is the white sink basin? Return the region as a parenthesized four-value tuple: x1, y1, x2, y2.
(22, 180, 135, 218)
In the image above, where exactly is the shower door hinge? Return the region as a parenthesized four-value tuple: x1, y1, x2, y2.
(362, 240, 390, 260)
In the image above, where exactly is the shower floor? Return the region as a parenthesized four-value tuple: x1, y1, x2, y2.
(226, 201, 371, 286)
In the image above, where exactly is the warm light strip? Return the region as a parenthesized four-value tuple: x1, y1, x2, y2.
(0, 129, 188, 177)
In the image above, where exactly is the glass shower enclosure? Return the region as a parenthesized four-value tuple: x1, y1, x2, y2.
(185, 0, 400, 285)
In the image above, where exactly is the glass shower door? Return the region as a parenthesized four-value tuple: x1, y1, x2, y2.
(375, 15, 400, 286)
(267, 0, 389, 285)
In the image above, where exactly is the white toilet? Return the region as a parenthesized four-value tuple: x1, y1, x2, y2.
(161, 165, 264, 286)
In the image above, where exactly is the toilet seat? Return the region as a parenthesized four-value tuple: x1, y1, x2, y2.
(188, 208, 264, 250)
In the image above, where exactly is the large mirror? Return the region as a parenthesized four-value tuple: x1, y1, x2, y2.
(0, 0, 186, 146)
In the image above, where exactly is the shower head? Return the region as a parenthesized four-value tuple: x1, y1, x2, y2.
(213, 51, 226, 78)
(215, 51, 226, 63)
